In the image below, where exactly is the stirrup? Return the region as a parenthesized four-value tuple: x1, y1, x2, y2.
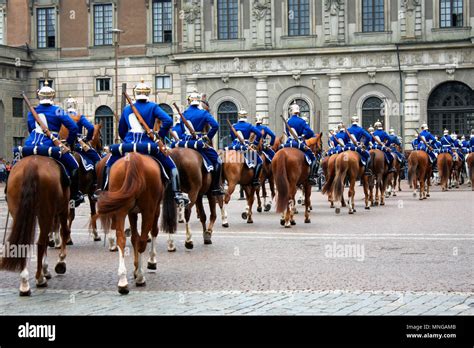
(308, 177, 317, 186)
(174, 192, 190, 207)
(211, 187, 225, 196)
(72, 192, 85, 208)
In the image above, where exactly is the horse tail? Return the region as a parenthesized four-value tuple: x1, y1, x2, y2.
(275, 153, 289, 214)
(333, 154, 349, 203)
(1, 164, 39, 272)
(440, 154, 449, 187)
(98, 153, 145, 216)
(408, 152, 417, 186)
(321, 159, 334, 195)
(161, 182, 177, 235)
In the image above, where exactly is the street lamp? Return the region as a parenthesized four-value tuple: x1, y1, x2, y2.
(109, 28, 123, 143)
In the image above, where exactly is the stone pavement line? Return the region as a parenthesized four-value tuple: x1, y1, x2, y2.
(0, 288, 473, 316)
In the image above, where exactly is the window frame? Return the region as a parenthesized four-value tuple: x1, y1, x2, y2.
(152, 0, 173, 44)
(361, 0, 385, 33)
(216, 0, 240, 40)
(155, 75, 172, 91)
(36, 7, 56, 49)
(93, 3, 114, 46)
(434, 0, 469, 29)
(287, 0, 311, 37)
(96, 77, 112, 92)
(12, 98, 25, 119)
(439, 0, 464, 28)
(0, 6, 5, 45)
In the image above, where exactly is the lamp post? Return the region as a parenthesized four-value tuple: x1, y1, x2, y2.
(110, 28, 123, 143)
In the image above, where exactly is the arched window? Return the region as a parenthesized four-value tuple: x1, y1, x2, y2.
(217, 101, 238, 149)
(288, 99, 310, 121)
(159, 103, 173, 118)
(362, 0, 384, 32)
(95, 106, 114, 146)
(362, 97, 383, 129)
(428, 81, 474, 137)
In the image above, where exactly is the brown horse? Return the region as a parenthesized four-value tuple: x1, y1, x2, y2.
(1, 156, 71, 296)
(169, 147, 217, 251)
(324, 150, 370, 214)
(450, 153, 462, 189)
(54, 124, 103, 247)
(437, 152, 453, 191)
(321, 153, 346, 209)
(466, 153, 474, 190)
(273, 134, 323, 227)
(408, 150, 432, 200)
(96, 152, 176, 294)
(385, 158, 401, 197)
(368, 149, 389, 206)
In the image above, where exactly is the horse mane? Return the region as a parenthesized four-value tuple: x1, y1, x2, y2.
(90, 124, 103, 152)
(305, 133, 323, 155)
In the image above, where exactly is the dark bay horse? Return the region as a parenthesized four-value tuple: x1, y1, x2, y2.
(169, 147, 217, 250)
(450, 154, 462, 189)
(368, 149, 389, 206)
(437, 152, 453, 191)
(272, 134, 323, 227)
(324, 150, 370, 214)
(408, 150, 432, 200)
(96, 153, 176, 294)
(1, 156, 71, 296)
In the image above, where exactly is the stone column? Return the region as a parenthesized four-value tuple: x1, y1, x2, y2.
(327, 73, 342, 130)
(255, 76, 269, 125)
(403, 70, 420, 148)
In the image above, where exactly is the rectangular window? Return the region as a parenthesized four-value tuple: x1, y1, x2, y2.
(0, 8, 4, 45)
(37, 7, 56, 48)
(156, 75, 171, 90)
(39, 79, 54, 89)
(153, 0, 172, 43)
(13, 137, 24, 147)
(12, 98, 24, 118)
(288, 0, 310, 36)
(440, 0, 463, 28)
(94, 4, 113, 46)
(362, 0, 384, 32)
(217, 0, 239, 40)
(96, 78, 111, 92)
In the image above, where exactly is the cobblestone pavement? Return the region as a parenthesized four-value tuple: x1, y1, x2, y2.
(0, 181, 473, 315)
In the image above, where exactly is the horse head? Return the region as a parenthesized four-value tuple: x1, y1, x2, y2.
(91, 124, 103, 153)
(306, 132, 323, 157)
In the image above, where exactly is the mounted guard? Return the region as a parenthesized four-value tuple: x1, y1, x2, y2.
(346, 115, 373, 175)
(416, 123, 438, 166)
(255, 114, 276, 164)
(371, 121, 396, 173)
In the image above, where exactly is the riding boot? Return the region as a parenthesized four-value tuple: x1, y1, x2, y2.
(308, 161, 318, 186)
(170, 168, 190, 207)
(211, 162, 225, 196)
(70, 169, 85, 208)
(252, 163, 263, 187)
(92, 165, 109, 200)
(364, 155, 373, 176)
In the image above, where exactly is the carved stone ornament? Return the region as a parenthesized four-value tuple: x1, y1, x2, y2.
(252, 0, 270, 20)
(403, 0, 420, 12)
(446, 64, 456, 80)
(368, 70, 376, 84)
(183, 0, 200, 24)
(221, 74, 230, 84)
(324, 0, 341, 16)
(292, 70, 301, 82)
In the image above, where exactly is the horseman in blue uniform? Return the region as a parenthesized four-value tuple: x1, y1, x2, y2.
(346, 116, 374, 175)
(103, 79, 189, 205)
(417, 123, 438, 166)
(16, 82, 84, 206)
(450, 132, 465, 162)
(281, 103, 318, 185)
(371, 121, 396, 173)
(255, 114, 276, 163)
(460, 135, 470, 155)
(470, 130, 474, 152)
(326, 127, 339, 157)
(171, 91, 225, 196)
(228, 110, 263, 186)
(65, 95, 102, 169)
(387, 128, 405, 168)
(440, 129, 456, 158)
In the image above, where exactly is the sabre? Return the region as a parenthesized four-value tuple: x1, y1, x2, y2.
(280, 115, 311, 152)
(227, 119, 246, 144)
(173, 103, 210, 148)
(415, 129, 433, 151)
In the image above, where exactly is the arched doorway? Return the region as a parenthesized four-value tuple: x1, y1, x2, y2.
(217, 101, 238, 149)
(428, 81, 474, 137)
(159, 103, 173, 118)
(95, 106, 114, 146)
(0, 101, 4, 159)
(362, 97, 383, 129)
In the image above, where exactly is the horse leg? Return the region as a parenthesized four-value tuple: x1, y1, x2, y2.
(147, 213, 158, 271)
(88, 195, 101, 241)
(35, 234, 48, 288)
(178, 205, 185, 223)
(304, 184, 312, 223)
(19, 266, 31, 296)
(66, 207, 75, 245)
(134, 213, 151, 287)
(256, 186, 262, 213)
(285, 200, 294, 228)
(268, 173, 276, 211)
(244, 186, 254, 224)
(363, 175, 370, 210)
(204, 195, 217, 245)
(115, 215, 129, 294)
(55, 211, 70, 275)
(184, 204, 194, 250)
(220, 198, 229, 228)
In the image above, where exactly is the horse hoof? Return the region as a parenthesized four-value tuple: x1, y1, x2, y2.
(241, 212, 248, 220)
(55, 262, 66, 275)
(48, 240, 55, 248)
(304, 219, 311, 224)
(147, 262, 157, 270)
(264, 204, 271, 212)
(66, 239, 73, 246)
(36, 280, 48, 288)
(309, 206, 313, 211)
(335, 208, 340, 214)
(349, 210, 354, 215)
(290, 220, 296, 226)
(19, 289, 31, 297)
(257, 207, 262, 213)
(167, 247, 177, 253)
(419, 197, 423, 201)
(427, 194, 430, 197)
(44, 272, 52, 280)
(284, 224, 291, 229)
(204, 237, 212, 245)
(147, 237, 151, 243)
(109, 246, 118, 252)
(222, 223, 229, 228)
(247, 219, 253, 224)
(136, 281, 146, 287)
(184, 241, 194, 250)
(178, 218, 185, 223)
(380, 202, 385, 206)
(93, 236, 101, 242)
(280, 219, 285, 226)
(118, 286, 129, 295)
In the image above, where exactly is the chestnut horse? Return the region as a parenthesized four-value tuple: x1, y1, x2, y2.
(1, 156, 71, 296)
(55, 124, 103, 246)
(321, 153, 346, 209)
(408, 150, 432, 200)
(437, 152, 453, 191)
(273, 134, 323, 227)
(169, 147, 217, 251)
(96, 153, 176, 294)
(324, 150, 370, 214)
(466, 153, 474, 190)
(368, 149, 389, 206)
(450, 154, 462, 189)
